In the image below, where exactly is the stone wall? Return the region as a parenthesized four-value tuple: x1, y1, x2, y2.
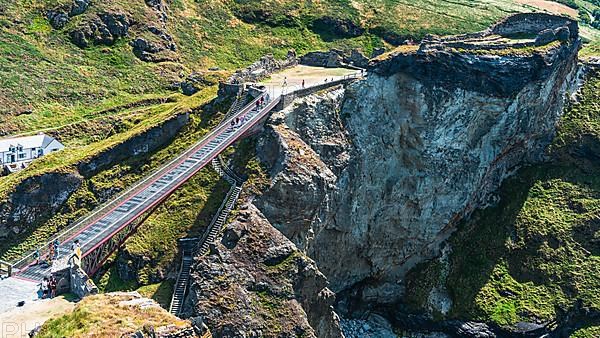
(52, 260, 98, 299)
(228, 51, 298, 84)
(300, 49, 369, 69)
(490, 12, 578, 39)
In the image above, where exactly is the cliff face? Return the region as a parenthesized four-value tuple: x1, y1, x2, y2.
(186, 204, 343, 338)
(254, 13, 582, 305)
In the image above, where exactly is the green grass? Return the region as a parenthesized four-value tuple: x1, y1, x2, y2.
(36, 293, 189, 337)
(404, 71, 600, 330)
(0, 87, 219, 262)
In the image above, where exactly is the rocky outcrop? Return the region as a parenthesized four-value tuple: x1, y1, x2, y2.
(228, 51, 298, 84)
(254, 13, 582, 306)
(185, 204, 343, 338)
(70, 12, 131, 48)
(0, 172, 82, 238)
(132, 0, 178, 63)
(311, 16, 365, 38)
(300, 49, 368, 69)
(78, 112, 189, 177)
(46, 0, 90, 29)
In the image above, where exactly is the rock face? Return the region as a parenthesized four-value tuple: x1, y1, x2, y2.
(300, 49, 368, 69)
(47, 0, 90, 29)
(77, 112, 189, 177)
(185, 204, 343, 338)
(254, 13, 582, 305)
(0, 172, 82, 238)
(70, 12, 131, 48)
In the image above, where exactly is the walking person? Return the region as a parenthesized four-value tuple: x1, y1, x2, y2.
(33, 248, 40, 265)
(302, 79, 305, 88)
(255, 100, 260, 111)
(49, 276, 57, 299)
(41, 277, 49, 299)
(47, 243, 54, 266)
(53, 239, 60, 259)
(283, 76, 288, 87)
(70, 240, 82, 268)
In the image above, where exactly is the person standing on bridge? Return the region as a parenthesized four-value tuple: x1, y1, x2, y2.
(33, 248, 40, 265)
(53, 239, 60, 259)
(70, 240, 82, 268)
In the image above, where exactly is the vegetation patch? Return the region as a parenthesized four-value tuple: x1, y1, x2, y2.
(36, 293, 190, 337)
(404, 71, 600, 332)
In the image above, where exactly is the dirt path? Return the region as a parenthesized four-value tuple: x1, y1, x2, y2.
(260, 65, 359, 98)
(0, 296, 75, 337)
(515, 0, 578, 18)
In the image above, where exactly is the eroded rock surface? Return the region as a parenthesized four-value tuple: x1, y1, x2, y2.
(185, 204, 343, 338)
(0, 172, 82, 238)
(254, 13, 582, 305)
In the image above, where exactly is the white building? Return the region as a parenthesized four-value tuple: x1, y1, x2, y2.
(0, 133, 65, 172)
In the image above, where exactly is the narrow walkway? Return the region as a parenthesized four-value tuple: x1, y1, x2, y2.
(169, 158, 245, 316)
(1, 66, 365, 315)
(15, 92, 278, 282)
(168, 90, 249, 316)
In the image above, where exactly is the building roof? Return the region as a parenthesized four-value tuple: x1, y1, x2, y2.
(0, 134, 58, 153)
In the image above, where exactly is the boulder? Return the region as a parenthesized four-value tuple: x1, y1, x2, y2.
(47, 11, 69, 30)
(70, 12, 130, 48)
(554, 26, 571, 42)
(46, 0, 90, 30)
(534, 28, 556, 46)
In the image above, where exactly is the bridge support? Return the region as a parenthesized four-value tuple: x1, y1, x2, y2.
(82, 206, 158, 276)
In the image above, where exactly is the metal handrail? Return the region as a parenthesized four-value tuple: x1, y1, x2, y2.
(169, 254, 189, 315)
(8, 70, 367, 273)
(194, 183, 237, 256)
(10, 92, 267, 271)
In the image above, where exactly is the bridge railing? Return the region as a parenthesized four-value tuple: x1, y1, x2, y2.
(10, 92, 268, 273)
(8, 70, 366, 274)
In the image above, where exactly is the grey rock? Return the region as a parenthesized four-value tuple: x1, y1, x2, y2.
(371, 48, 385, 58)
(47, 11, 69, 29)
(255, 13, 581, 304)
(534, 29, 556, 46)
(0, 172, 82, 238)
(70, 12, 130, 48)
(46, 0, 90, 29)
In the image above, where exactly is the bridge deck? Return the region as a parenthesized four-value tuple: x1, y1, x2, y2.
(9, 66, 363, 286)
(16, 94, 281, 282)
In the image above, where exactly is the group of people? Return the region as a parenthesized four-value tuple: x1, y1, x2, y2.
(40, 275, 57, 299)
(229, 95, 270, 130)
(34, 239, 82, 299)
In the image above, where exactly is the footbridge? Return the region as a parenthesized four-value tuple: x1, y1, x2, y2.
(5, 68, 365, 284)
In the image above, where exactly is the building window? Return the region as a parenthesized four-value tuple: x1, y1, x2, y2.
(18, 153, 25, 159)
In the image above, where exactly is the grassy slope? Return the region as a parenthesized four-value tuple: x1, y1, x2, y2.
(405, 72, 600, 336)
(0, 0, 545, 268)
(36, 293, 190, 337)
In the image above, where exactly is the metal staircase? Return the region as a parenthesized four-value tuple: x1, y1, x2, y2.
(168, 91, 248, 316)
(169, 238, 197, 315)
(168, 164, 244, 316)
